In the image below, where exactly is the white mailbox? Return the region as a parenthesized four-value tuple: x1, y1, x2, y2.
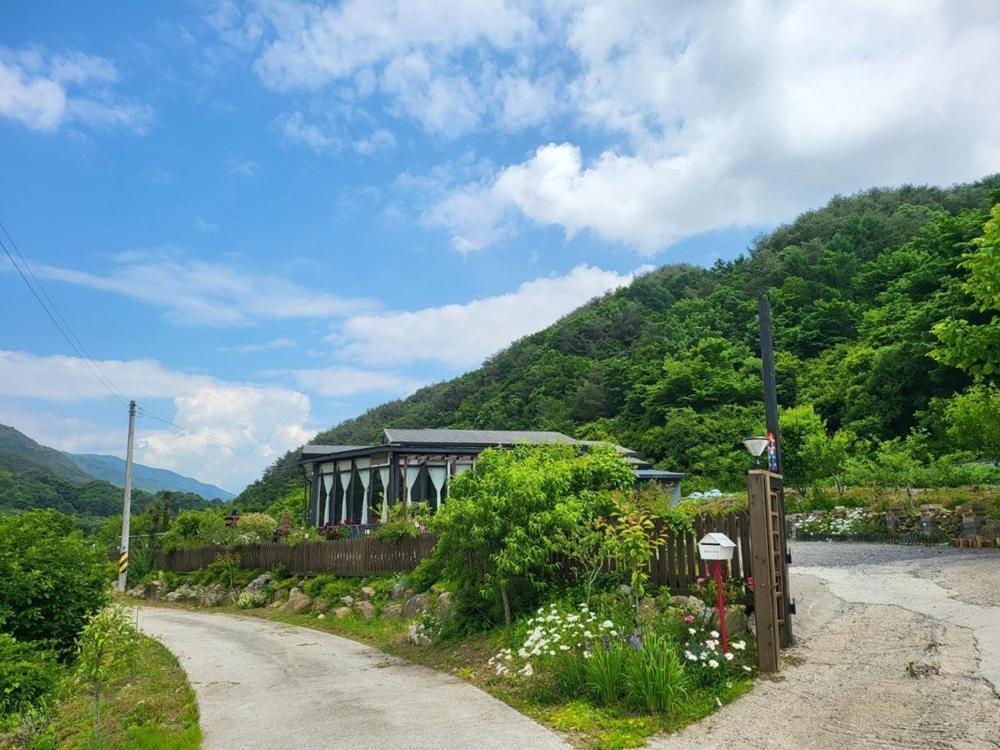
(697, 532, 736, 561)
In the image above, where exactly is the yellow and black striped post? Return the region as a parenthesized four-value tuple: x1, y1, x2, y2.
(118, 548, 129, 576)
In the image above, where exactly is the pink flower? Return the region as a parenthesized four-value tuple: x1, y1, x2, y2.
(696, 577, 705, 585)
(684, 614, 695, 624)
(746, 576, 754, 591)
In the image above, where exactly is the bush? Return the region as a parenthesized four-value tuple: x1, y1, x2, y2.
(236, 590, 268, 609)
(235, 512, 278, 544)
(0, 634, 62, 716)
(0, 511, 109, 657)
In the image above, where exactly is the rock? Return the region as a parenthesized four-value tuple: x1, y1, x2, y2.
(311, 597, 331, 615)
(670, 595, 707, 613)
(381, 603, 403, 620)
(711, 605, 749, 636)
(126, 585, 145, 598)
(431, 583, 447, 595)
(407, 623, 431, 646)
(359, 586, 376, 601)
(220, 592, 235, 607)
(390, 583, 411, 601)
(354, 600, 375, 620)
(436, 592, 454, 621)
(146, 581, 162, 600)
(272, 589, 288, 603)
(269, 600, 283, 609)
(244, 573, 272, 593)
(333, 607, 352, 618)
(283, 587, 313, 614)
(200, 584, 225, 607)
(317, 613, 326, 620)
(164, 590, 182, 603)
(403, 593, 431, 619)
(618, 584, 633, 597)
(340, 595, 355, 607)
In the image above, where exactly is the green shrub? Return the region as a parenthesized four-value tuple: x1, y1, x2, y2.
(626, 636, 688, 713)
(0, 510, 109, 657)
(373, 520, 421, 543)
(75, 605, 139, 745)
(0, 634, 62, 716)
(236, 591, 268, 609)
(584, 641, 631, 705)
(235, 513, 278, 543)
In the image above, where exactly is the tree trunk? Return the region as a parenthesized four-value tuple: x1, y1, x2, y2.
(500, 584, 512, 627)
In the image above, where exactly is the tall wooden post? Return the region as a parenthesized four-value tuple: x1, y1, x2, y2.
(748, 470, 780, 672)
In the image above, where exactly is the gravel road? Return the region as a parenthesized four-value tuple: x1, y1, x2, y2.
(651, 542, 1000, 750)
(138, 608, 569, 750)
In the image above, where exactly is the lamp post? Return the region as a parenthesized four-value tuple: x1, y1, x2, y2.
(742, 436, 769, 469)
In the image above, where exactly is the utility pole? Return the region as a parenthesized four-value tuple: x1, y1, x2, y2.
(117, 400, 136, 593)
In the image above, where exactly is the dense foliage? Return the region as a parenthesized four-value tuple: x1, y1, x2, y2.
(0, 511, 110, 658)
(238, 176, 1000, 508)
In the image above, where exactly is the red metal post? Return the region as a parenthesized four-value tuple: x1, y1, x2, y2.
(713, 560, 730, 653)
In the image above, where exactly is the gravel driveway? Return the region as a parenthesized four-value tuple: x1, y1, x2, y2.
(138, 608, 569, 750)
(651, 542, 1000, 750)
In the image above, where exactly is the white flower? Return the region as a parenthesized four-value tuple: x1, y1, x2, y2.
(724, 652, 734, 661)
(709, 659, 719, 669)
(519, 663, 534, 677)
(584, 651, 593, 659)
(710, 630, 720, 639)
(732, 640, 746, 651)
(600, 620, 614, 629)
(559, 644, 570, 651)
(685, 650, 697, 661)
(504, 653, 512, 660)
(742, 665, 752, 672)
(688, 628, 697, 635)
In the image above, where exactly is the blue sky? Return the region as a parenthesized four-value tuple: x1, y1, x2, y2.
(1, 1, 997, 491)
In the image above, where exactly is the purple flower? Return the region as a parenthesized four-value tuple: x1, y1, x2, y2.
(627, 631, 643, 650)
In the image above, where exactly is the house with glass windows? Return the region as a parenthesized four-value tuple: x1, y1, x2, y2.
(299, 428, 682, 529)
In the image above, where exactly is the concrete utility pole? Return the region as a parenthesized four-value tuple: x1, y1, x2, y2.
(117, 400, 137, 592)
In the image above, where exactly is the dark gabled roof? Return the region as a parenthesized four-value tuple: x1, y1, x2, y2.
(301, 444, 371, 456)
(634, 469, 685, 479)
(382, 428, 577, 446)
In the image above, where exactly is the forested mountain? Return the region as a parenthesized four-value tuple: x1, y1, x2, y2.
(0, 423, 224, 523)
(237, 176, 1000, 509)
(69, 453, 234, 501)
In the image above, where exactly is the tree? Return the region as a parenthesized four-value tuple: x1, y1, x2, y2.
(0, 511, 109, 657)
(779, 405, 827, 491)
(76, 605, 138, 745)
(802, 429, 858, 495)
(933, 202, 1000, 378)
(945, 385, 1000, 462)
(429, 444, 633, 628)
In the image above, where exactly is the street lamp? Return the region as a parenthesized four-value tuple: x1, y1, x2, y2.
(742, 436, 769, 468)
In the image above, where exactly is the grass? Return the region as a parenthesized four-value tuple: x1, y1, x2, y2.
(17, 633, 202, 750)
(137, 597, 751, 749)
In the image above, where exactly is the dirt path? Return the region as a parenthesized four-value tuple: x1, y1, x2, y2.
(650, 543, 1000, 749)
(138, 607, 569, 750)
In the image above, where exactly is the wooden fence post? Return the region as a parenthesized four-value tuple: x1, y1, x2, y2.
(748, 470, 780, 673)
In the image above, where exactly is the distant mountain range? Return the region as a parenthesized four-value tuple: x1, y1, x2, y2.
(0, 422, 235, 501)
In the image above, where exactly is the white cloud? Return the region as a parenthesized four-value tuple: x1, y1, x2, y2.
(353, 127, 396, 156)
(0, 46, 152, 133)
(408, 1, 1000, 253)
(262, 366, 423, 397)
(0, 349, 315, 489)
(193, 215, 219, 232)
(275, 110, 339, 151)
(334, 264, 645, 367)
(28, 254, 377, 326)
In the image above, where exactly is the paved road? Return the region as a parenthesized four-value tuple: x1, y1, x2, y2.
(139, 608, 569, 750)
(651, 542, 1000, 749)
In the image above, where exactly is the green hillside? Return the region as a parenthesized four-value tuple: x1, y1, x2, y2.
(0, 423, 92, 483)
(0, 423, 223, 526)
(237, 176, 1000, 510)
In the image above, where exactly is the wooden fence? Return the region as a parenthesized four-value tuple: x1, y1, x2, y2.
(152, 533, 438, 577)
(650, 512, 751, 594)
(151, 512, 750, 594)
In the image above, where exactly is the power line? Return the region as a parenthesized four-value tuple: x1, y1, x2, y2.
(0, 222, 130, 406)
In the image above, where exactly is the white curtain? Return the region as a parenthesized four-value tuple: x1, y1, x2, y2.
(320, 474, 331, 524)
(359, 468, 372, 524)
(378, 467, 390, 522)
(406, 464, 421, 508)
(427, 466, 447, 510)
(339, 470, 352, 523)
(454, 463, 472, 476)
